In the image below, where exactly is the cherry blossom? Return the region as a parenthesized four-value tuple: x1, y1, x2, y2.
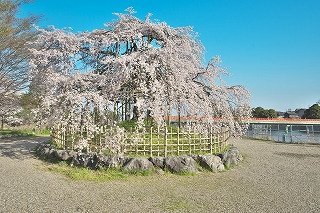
(28, 9, 251, 151)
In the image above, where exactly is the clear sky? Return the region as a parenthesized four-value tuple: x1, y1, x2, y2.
(20, 0, 320, 111)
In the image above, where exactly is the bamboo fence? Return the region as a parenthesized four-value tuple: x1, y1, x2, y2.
(51, 125, 230, 157)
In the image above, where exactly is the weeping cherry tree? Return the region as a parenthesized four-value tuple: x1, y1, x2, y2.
(28, 8, 251, 151)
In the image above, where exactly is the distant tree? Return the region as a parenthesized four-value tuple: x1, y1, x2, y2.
(0, 0, 37, 102)
(252, 107, 277, 118)
(267, 109, 277, 118)
(0, 0, 37, 129)
(0, 95, 22, 129)
(252, 107, 267, 118)
(17, 92, 40, 124)
(303, 104, 320, 119)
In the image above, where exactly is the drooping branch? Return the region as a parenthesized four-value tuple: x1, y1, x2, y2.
(28, 8, 251, 137)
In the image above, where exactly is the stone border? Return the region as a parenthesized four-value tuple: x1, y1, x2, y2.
(35, 143, 242, 174)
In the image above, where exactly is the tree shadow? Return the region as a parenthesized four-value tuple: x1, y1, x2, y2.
(274, 151, 320, 159)
(0, 136, 50, 160)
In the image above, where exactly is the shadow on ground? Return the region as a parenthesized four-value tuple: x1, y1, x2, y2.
(0, 137, 49, 160)
(275, 151, 320, 159)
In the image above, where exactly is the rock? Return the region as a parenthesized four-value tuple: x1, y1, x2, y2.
(148, 156, 165, 169)
(71, 153, 89, 167)
(35, 143, 58, 159)
(38, 143, 54, 152)
(199, 155, 224, 172)
(188, 154, 200, 162)
(122, 158, 154, 171)
(68, 150, 77, 158)
(49, 149, 59, 160)
(56, 150, 71, 161)
(39, 147, 50, 158)
(155, 169, 165, 175)
(48, 148, 55, 156)
(217, 164, 225, 172)
(35, 144, 43, 154)
(102, 156, 128, 168)
(164, 156, 198, 173)
(47, 149, 70, 161)
(86, 154, 101, 170)
(221, 145, 242, 167)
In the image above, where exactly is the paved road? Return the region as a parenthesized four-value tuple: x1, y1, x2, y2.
(0, 137, 320, 212)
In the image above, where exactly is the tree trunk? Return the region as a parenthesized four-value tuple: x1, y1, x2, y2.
(1, 115, 4, 130)
(132, 97, 138, 121)
(113, 100, 117, 121)
(125, 98, 131, 121)
(121, 100, 124, 121)
(132, 106, 139, 121)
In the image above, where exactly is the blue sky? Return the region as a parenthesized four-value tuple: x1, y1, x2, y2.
(20, 0, 320, 111)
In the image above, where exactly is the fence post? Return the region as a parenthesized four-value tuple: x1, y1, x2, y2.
(59, 126, 62, 148)
(62, 125, 65, 149)
(164, 126, 168, 157)
(193, 129, 196, 153)
(188, 127, 191, 155)
(58, 127, 61, 148)
(171, 127, 173, 155)
(177, 127, 180, 156)
(135, 131, 138, 156)
(143, 130, 146, 156)
(214, 135, 217, 154)
(150, 127, 153, 157)
(218, 134, 221, 153)
(157, 125, 160, 157)
(210, 127, 213, 154)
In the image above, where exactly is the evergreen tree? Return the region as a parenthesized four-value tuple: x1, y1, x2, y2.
(303, 104, 320, 119)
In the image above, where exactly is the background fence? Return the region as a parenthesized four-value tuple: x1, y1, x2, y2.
(246, 124, 320, 144)
(51, 126, 230, 157)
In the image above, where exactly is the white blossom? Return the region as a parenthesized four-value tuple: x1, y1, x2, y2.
(28, 9, 251, 152)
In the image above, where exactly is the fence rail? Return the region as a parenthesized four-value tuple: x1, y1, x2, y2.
(246, 123, 320, 144)
(51, 126, 230, 157)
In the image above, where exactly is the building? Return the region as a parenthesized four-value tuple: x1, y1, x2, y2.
(295, 109, 307, 118)
(276, 111, 285, 118)
(284, 111, 300, 119)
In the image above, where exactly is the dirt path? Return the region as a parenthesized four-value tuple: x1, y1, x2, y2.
(0, 137, 320, 212)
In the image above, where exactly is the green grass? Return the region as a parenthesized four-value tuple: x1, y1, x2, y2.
(44, 162, 204, 181)
(33, 128, 51, 136)
(46, 164, 128, 181)
(175, 171, 197, 176)
(43, 143, 235, 181)
(0, 128, 51, 137)
(123, 168, 155, 176)
(0, 129, 35, 137)
(45, 163, 157, 182)
(118, 119, 157, 131)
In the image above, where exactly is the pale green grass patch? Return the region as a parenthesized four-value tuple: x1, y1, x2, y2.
(44, 163, 158, 182)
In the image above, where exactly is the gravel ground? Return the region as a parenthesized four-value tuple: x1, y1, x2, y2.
(0, 137, 320, 213)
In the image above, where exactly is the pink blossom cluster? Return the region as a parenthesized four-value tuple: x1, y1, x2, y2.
(28, 9, 251, 145)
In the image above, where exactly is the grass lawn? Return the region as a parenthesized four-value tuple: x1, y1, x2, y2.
(44, 163, 165, 182)
(0, 128, 51, 137)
